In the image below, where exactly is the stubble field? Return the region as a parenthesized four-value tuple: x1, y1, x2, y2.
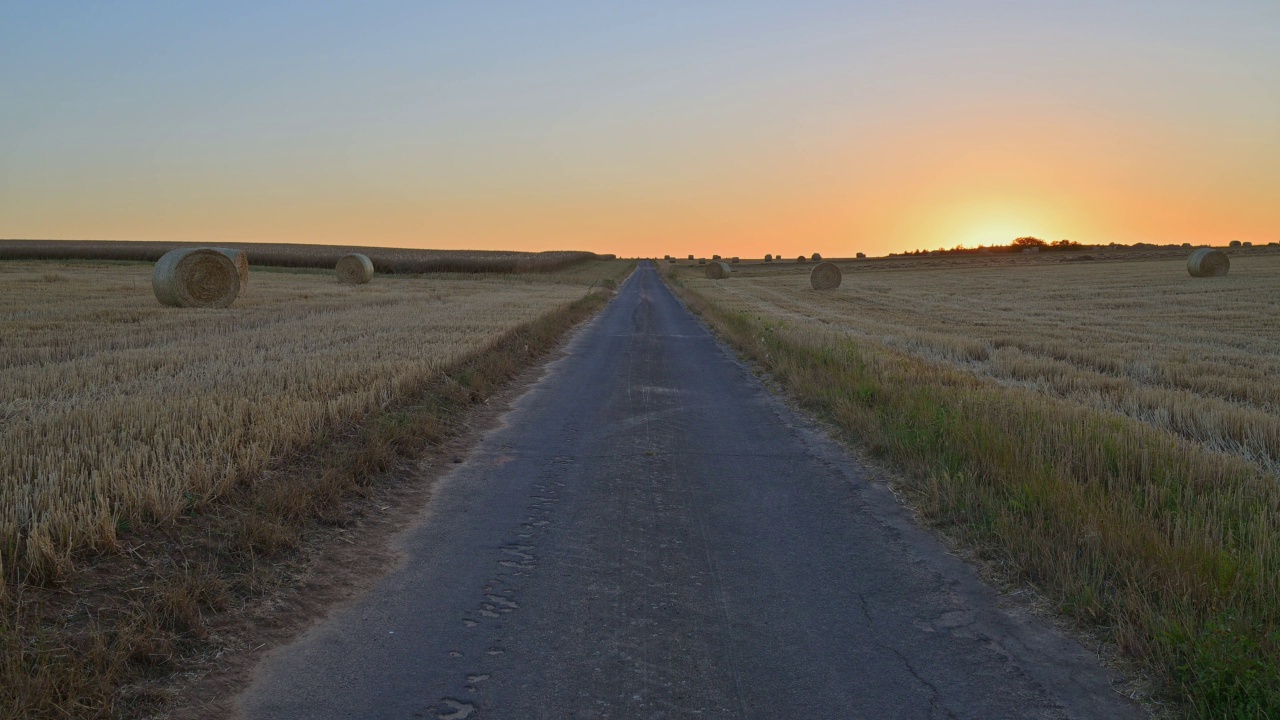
(0, 259, 629, 582)
(669, 250, 1280, 717)
(685, 252, 1280, 478)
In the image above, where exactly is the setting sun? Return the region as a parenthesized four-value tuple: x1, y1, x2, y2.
(3, 3, 1277, 256)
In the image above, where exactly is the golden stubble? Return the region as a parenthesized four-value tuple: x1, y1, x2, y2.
(0, 260, 621, 580)
(684, 252, 1280, 478)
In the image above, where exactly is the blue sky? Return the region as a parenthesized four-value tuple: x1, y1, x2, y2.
(3, 1, 1277, 255)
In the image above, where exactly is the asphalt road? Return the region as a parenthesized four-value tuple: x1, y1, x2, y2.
(239, 262, 1144, 720)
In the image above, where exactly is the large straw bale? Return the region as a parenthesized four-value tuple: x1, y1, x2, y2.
(152, 248, 241, 308)
(336, 253, 375, 283)
(1187, 248, 1229, 277)
(810, 261, 842, 290)
(705, 261, 732, 280)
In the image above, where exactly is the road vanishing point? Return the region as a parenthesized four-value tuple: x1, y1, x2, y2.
(240, 262, 1144, 720)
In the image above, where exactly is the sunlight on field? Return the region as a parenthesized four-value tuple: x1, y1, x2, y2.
(0, 260, 624, 577)
(684, 253, 1280, 478)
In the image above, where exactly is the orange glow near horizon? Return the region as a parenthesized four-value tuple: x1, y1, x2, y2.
(2, 4, 1278, 258)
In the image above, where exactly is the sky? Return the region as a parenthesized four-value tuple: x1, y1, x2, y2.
(2, 1, 1278, 258)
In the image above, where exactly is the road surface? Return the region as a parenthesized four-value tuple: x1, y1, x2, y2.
(240, 262, 1143, 719)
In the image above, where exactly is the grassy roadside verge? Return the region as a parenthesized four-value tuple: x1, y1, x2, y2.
(665, 274, 1279, 719)
(0, 287, 614, 719)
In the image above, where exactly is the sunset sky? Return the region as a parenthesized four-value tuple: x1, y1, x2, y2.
(2, 2, 1277, 258)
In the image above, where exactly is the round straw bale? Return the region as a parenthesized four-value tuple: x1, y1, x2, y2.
(1187, 248, 1229, 277)
(811, 252, 822, 261)
(214, 248, 249, 289)
(705, 261, 732, 279)
(152, 248, 241, 308)
(731, 257, 739, 263)
(764, 253, 773, 262)
(810, 261, 842, 290)
(336, 253, 374, 283)
(856, 252, 866, 259)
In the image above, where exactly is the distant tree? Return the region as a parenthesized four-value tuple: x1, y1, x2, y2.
(1050, 239, 1081, 250)
(1013, 236, 1048, 249)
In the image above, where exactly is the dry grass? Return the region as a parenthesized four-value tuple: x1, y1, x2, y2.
(668, 250, 1280, 718)
(0, 259, 629, 582)
(1, 257, 630, 718)
(686, 252, 1280, 478)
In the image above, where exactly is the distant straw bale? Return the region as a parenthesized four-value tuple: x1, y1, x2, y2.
(764, 254, 773, 262)
(797, 255, 806, 263)
(809, 262, 842, 290)
(705, 261, 732, 280)
(811, 253, 822, 261)
(731, 257, 740, 263)
(152, 248, 241, 308)
(336, 253, 375, 284)
(1187, 248, 1229, 278)
(856, 252, 866, 259)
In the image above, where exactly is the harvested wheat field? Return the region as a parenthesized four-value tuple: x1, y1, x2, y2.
(684, 251, 1280, 477)
(668, 249, 1280, 715)
(0, 259, 628, 581)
